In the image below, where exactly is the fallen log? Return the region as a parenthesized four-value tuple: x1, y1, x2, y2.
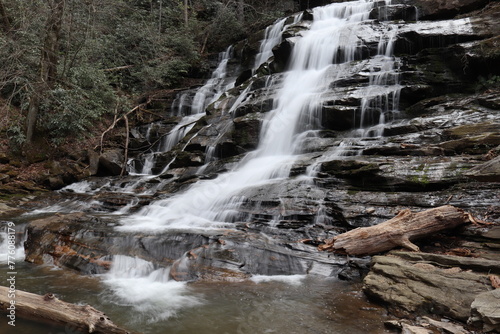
(319, 205, 471, 256)
(0, 286, 137, 334)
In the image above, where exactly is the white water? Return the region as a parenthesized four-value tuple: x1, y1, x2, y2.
(134, 46, 235, 175)
(0, 225, 26, 264)
(120, 1, 394, 233)
(102, 255, 202, 322)
(0, 2, 408, 331)
(250, 274, 306, 285)
(253, 18, 288, 70)
(188, 45, 235, 116)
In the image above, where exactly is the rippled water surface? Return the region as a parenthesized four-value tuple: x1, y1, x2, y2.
(1, 260, 394, 334)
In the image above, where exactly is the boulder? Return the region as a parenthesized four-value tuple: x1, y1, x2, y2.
(469, 289, 500, 332)
(363, 252, 496, 321)
(272, 37, 298, 72)
(0, 152, 9, 164)
(465, 155, 500, 182)
(98, 149, 126, 176)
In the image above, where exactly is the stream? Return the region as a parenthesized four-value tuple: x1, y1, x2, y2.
(2, 1, 425, 332)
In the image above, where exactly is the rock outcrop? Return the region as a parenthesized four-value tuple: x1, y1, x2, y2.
(8, 0, 500, 332)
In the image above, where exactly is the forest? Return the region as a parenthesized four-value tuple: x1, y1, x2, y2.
(0, 0, 499, 333)
(0, 0, 297, 158)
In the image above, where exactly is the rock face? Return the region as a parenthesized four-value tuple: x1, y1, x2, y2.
(465, 155, 500, 182)
(23, 212, 347, 280)
(363, 251, 498, 321)
(97, 149, 126, 176)
(13, 0, 500, 331)
(401, 0, 492, 20)
(469, 289, 500, 332)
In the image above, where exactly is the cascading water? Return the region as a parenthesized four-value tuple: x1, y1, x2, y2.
(132, 46, 235, 175)
(120, 0, 397, 232)
(253, 18, 288, 71)
(6, 2, 407, 331)
(6, 2, 495, 333)
(102, 255, 201, 322)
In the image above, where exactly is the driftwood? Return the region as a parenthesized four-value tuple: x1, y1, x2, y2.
(319, 205, 472, 256)
(0, 286, 136, 334)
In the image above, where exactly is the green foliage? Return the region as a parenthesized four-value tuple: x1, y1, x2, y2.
(38, 66, 117, 145)
(476, 74, 500, 92)
(206, 3, 246, 50)
(0, 0, 297, 149)
(6, 124, 26, 151)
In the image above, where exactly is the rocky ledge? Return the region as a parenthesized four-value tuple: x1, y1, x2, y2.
(362, 225, 500, 333)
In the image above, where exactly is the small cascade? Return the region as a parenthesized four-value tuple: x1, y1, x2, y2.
(0, 223, 26, 264)
(132, 46, 235, 175)
(103, 255, 201, 322)
(359, 27, 401, 137)
(189, 45, 235, 115)
(159, 113, 205, 153)
(253, 18, 288, 71)
(253, 13, 304, 72)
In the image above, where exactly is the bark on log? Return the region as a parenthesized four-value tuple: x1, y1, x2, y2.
(0, 286, 137, 334)
(319, 205, 471, 256)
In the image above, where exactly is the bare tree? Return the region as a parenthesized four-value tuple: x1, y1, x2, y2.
(184, 0, 188, 27)
(0, 0, 11, 34)
(26, 0, 65, 143)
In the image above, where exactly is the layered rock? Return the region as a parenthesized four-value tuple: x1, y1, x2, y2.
(13, 0, 500, 332)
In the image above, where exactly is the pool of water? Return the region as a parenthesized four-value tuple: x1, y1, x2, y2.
(1, 260, 394, 334)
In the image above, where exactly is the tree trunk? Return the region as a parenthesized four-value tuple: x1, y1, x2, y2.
(0, 286, 137, 334)
(319, 205, 471, 256)
(0, 0, 11, 34)
(25, 0, 65, 143)
(25, 85, 42, 145)
(238, 0, 244, 22)
(184, 0, 188, 27)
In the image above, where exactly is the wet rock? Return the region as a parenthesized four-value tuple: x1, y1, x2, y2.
(468, 289, 500, 332)
(321, 105, 362, 131)
(395, 0, 492, 20)
(465, 156, 500, 182)
(98, 149, 126, 176)
(24, 212, 212, 275)
(235, 69, 252, 87)
(272, 37, 298, 72)
(168, 151, 204, 168)
(232, 114, 262, 151)
(302, 9, 314, 21)
(363, 251, 496, 321)
(440, 133, 500, 155)
(321, 157, 473, 191)
(173, 230, 347, 281)
(0, 152, 9, 164)
(370, 3, 418, 21)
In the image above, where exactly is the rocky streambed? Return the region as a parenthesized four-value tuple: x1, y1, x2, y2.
(1, 0, 500, 333)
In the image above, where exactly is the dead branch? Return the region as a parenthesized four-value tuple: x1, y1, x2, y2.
(121, 114, 129, 176)
(0, 286, 137, 334)
(319, 205, 472, 256)
(95, 104, 141, 154)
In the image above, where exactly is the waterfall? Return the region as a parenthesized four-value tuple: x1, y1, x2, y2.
(119, 0, 398, 232)
(253, 18, 288, 71)
(189, 46, 235, 115)
(134, 46, 235, 175)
